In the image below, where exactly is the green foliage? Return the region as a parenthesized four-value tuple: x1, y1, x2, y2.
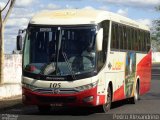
(152, 40, 160, 51)
(151, 6, 160, 42)
(156, 6, 160, 11)
(151, 5, 160, 51)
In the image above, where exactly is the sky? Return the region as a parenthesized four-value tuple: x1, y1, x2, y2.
(0, 0, 160, 53)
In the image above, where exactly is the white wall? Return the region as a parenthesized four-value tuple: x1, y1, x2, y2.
(152, 52, 160, 63)
(3, 54, 22, 83)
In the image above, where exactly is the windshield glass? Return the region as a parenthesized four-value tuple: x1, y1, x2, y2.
(23, 25, 97, 76)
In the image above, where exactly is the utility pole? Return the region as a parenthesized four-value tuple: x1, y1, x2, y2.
(0, 0, 16, 84)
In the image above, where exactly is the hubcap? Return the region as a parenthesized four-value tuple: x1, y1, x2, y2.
(134, 85, 138, 100)
(104, 88, 111, 111)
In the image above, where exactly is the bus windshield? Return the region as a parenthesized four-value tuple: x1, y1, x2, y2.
(23, 25, 97, 77)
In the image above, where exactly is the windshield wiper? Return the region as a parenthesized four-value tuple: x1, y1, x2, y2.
(62, 52, 76, 80)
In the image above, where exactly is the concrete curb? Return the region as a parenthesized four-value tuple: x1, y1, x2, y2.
(0, 95, 22, 110)
(0, 83, 22, 100)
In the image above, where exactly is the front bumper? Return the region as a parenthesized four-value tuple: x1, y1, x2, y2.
(22, 86, 101, 107)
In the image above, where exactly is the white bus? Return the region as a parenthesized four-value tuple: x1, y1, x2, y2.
(18, 9, 151, 113)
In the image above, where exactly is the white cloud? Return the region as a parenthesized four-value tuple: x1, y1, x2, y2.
(0, 2, 5, 9)
(117, 8, 128, 17)
(4, 17, 30, 53)
(136, 19, 152, 26)
(40, 3, 61, 10)
(48, 4, 61, 9)
(83, 6, 95, 10)
(65, 4, 76, 9)
(10, 7, 35, 19)
(6, 17, 29, 28)
(99, 0, 160, 8)
(99, 6, 109, 10)
(15, 0, 37, 8)
(0, 0, 33, 53)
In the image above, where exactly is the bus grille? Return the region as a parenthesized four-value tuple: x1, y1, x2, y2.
(33, 88, 79, 94)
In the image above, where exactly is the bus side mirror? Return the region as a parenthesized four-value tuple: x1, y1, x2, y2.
(96, 28, 103, 51)
(17, 35, 22, 51)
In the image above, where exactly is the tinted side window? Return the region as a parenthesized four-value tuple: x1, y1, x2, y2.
(127, 27, 131, 50)
(119, 25, 124, 49)
(111, 22, 150, 52)
(134, 29, 139, 51)
(97, 21, 109, 71)
(146, 32, 151, 52)
(111, 23, 119, 49)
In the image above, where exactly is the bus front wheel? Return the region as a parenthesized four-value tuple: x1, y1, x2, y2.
(98, 86, 112, 113)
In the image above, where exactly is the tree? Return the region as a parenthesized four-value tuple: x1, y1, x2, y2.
(152, 6, 160, 41)
(151, 5, 160, 51)
(0, 0, 16, 84)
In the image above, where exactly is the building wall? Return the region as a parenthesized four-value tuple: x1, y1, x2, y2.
(152, 52, 160, 63)
(3, 54, 22, 83)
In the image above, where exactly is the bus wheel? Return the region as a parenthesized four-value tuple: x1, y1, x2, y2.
(98, 86, 112, 113)
(38, 105, 51, 113)
(129, 83, 139, 104)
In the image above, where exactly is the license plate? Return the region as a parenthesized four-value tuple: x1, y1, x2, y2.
(50, 103, 63, 107)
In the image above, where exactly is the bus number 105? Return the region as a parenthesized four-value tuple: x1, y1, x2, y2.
(50, 83, 61, 88)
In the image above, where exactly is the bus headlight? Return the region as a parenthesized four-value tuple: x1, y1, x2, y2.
(75, 80, 98, 91)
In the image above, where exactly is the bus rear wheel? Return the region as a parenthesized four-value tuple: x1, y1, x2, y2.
(129, 83, 139, 104)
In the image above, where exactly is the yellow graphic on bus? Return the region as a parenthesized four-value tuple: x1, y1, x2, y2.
(112, 61, 124, 70)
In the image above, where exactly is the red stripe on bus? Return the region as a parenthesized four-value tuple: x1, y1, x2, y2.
(113, 85, 125, 101)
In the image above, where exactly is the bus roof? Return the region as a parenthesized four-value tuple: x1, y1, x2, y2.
(30, 9, 150, 31)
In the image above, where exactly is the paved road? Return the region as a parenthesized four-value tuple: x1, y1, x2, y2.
(0, 64, 160, 120)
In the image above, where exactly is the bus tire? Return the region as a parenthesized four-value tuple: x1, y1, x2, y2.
(38, 105, 51, 113)
(98, 86, 112, 113)
(129, 83, 139, 104)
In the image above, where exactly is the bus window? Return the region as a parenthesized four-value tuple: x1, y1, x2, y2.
(141, 31, 145, 52)
(130, 28, 134, 50)
(134, 30, 138, 51)
(146, 32, 151, 52)
(119, 26, 127, 50)
(116, 24, 119, 49)
(123, 26, 127, 50)
(139, 30, 141, 51)
(102, 20, 109, 52)
(119, 25, 124, 50)
(111, 23, 119, 49)
(97, 20, 109, 71)
(143, 32, 146, 52)
(127, 27, 132, 50)
(148, 32, 151, 52)
(132, 28, 135, 51)
(138, 30, 141, 51)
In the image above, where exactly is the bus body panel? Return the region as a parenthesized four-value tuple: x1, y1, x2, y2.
(136, 51, 152, 95)
(105, 50, 151, 102)
(106, 51, 126, 101)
